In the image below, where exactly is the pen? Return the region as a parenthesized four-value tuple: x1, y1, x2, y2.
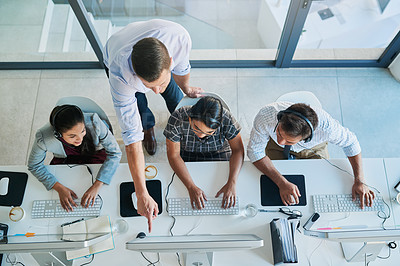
(316, 225, 368, 230)
(61, 218, 84, 227)
(14, 232, 36, 237)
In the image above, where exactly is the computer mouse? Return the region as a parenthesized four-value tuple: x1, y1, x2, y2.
(136, 232, 146, 239)
(131, 192, 138, 210)
(0, 177, 9, 196)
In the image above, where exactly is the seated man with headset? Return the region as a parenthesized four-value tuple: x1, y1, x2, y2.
(247, 101, 375, 208)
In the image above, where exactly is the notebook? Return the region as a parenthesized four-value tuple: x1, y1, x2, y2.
(62, 216, 114, 260)
(260, 174, 307, 206)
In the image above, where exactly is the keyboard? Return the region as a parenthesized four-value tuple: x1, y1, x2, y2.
(31, 198, 102, 219)
(312, 194, 385, 213)
(167, 197, 239, 216)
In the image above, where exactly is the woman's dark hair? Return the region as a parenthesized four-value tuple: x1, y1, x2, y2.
(279, 103, 318, 139)
(131, 37, 170, 82)
(49, 105, 96, 156)
(190, 96, 223, 130)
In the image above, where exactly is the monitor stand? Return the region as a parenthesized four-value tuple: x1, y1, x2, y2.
(341, 242, 387, 263)
(31, 251, 72, 266)
(183, 252, 213, 266)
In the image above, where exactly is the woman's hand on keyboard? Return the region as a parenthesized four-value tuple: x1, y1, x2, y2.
(53, 182, 78, 211)
(215, 182, 236, 209)
(352, 181, 375, 209)
(188, 185, 207, 209)
(81, 180, 103, 208)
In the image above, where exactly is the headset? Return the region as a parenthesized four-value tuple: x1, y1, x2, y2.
(277, 109, 314, 143)
(51, 105, 82, 138)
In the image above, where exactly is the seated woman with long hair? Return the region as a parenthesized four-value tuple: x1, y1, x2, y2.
(164, 96, 244, 209)
(28, 105, 121, 211)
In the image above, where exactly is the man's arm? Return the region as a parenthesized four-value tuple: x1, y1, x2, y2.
(126, 142, 159, 232)
(253, 156, 301, 206)
(166, 139, 207, 209)
(172, 73, 203, 98)
(215, 133, 244, 208)
(348, 153, 375, 208)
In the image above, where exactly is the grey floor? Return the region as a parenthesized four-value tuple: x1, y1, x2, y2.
(0, 67, 399, 166)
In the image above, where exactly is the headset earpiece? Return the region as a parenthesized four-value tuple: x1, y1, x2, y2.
(277, 109, 314, 143)
(53, 131, 62, 138)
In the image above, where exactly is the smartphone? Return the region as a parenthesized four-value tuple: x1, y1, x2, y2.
(0, 223, 8, 265)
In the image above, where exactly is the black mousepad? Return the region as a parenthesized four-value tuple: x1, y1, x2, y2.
(120, 180, 162, 217)
(0, 171, 28, 207)
(260, 174, 307, 206)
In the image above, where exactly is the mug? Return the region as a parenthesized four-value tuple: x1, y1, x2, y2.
(9, 206, 25, 222)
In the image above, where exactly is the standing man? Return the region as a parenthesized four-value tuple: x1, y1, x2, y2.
(247, 101, 375, 208)
(103, 19, 203, 232)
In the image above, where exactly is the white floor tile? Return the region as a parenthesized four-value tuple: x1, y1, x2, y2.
(0, 78, 39, 165)
(338, 76, 400, 158)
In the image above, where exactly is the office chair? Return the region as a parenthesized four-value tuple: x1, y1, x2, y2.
(175, 92, 230, 111)
(276, 91, 322, 110)
(56, 96, 113, 134)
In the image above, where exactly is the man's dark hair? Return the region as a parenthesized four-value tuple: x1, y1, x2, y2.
(50, 105, 96, 156)
(131, 37, 170, 82)
(279, 103, 318, 139)
(190, 96, 223, 130)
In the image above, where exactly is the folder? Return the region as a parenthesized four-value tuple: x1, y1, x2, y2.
(270, 218, 299, 264)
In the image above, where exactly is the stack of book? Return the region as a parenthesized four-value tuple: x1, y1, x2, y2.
(270, 218, 299, 264)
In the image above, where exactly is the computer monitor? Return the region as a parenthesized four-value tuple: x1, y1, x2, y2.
(0, 233, 110, 253)
(304, 228, 400, 263)
(126, 234, 264, 266)
(377, 0, 390, 13)
(0, 233, 110, 266)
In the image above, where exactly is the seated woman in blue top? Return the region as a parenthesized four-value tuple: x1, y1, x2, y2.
(28, 105, 122, 211)
(164, 96, 244, 210)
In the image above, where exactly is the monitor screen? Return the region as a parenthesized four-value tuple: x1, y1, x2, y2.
(377, 0, 390, 13)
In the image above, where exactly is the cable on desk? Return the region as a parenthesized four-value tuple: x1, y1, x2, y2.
(186, 217, 203, 235)
(298, 144, 381, 193)
(6, 254, 25, 266)
(80, 254, 94, 266)
(165, 173, 177, 236)
(165, 172, 182, 266)
(306, 240, 324, 266)
(140, 252, 160, 266)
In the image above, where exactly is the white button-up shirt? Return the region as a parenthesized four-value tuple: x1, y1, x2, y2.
(103, 19, 192, 145)
(247, 102, 361, 162)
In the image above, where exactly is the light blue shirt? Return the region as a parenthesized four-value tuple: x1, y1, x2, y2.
(28, 113, 122, 190)
(103, 19, 192, 145)
(247, 102, 362, 162)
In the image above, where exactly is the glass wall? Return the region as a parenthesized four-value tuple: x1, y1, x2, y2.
(293, 0, 400, 60)
(80, 0, 289, 60)
(1, 0, 399, 68)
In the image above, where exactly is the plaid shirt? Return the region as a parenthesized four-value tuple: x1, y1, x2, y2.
(164, 106, 241, 162)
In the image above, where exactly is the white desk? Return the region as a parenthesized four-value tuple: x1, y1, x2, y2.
(1, 159, 399, 265)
